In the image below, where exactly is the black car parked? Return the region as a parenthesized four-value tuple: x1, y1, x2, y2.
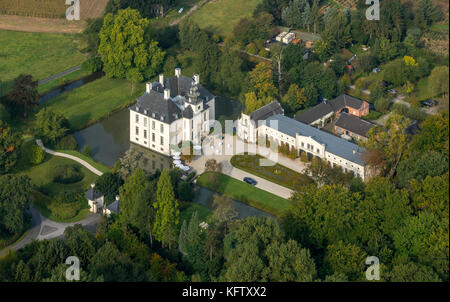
(422, 99, 438, 107)
(243, 177, 257, 186)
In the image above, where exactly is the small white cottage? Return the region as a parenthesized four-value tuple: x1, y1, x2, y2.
(86, 184, 104, 214)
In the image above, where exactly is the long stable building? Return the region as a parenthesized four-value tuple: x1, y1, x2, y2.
(237, 102, 367, 180)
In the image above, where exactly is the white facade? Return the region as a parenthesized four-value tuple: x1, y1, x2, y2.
(130, 69, 215, 156)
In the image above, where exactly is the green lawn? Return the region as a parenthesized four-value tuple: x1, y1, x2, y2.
(55, 150, 111, 173)
(0, 30, 86, 95)
(42, 77, 144, 130)
(230, 154, 314, 191)
(190, 0, 263, 37)
(196, 172, 291, 216)
(17, 154, 99, 222)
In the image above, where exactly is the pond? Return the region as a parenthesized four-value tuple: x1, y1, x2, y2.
(73, 95, 243, 167)
(195, 187, 273, 219)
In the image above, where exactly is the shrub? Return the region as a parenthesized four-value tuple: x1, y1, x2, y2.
(29, 145, 45, 165)
(246, 43, 258, 55)
(300, 151, 309, 163)
(374, 97, 391, 112)
(54, 135, 78, 150)
(53, 164, 84, 184)
(82, 56, 103, 73)
(81, 145, 92, 157)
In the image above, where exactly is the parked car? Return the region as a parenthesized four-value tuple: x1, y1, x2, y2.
(243, 177, 257, 186)
(387, 89, 397, 95)
(421, 99, 438, 107)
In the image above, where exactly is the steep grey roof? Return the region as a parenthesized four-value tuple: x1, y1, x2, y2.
(265, 115, 365, 166)
(86, 187, 103, 201)
(132, 90, 182, 124)
(249, 101, 284, 123)
(334, 113, 376, 138)
(295, 94, 366, 124)
(330, 94, 365, 111)
(106, 199, 120, 214)
(153, 75, 214, 101)
(295, 102, 334, 124)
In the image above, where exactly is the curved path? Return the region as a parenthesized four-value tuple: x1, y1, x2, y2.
(0, 207, 101, 256)
(36, 139, 103, 176)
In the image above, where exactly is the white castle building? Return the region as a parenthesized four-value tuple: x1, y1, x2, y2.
(129, 68, 215, 155)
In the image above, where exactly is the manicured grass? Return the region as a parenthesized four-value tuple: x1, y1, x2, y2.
(0, 30, 86, 95)
(230, 154, 314, 191)
(56, 150, 111, 173)
(190, 0, 263, 37)
(196, 172, 291, 216)
(42, 77, 144, 130)
(362, 110, 384, 121)
(17, 154, 98, 222)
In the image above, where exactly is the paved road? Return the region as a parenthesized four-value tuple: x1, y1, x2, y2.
(189, 135, 308, 199)
(37, 65, 82, 86)
(0, 207, 101, 256)
(36, 139, 103, 176)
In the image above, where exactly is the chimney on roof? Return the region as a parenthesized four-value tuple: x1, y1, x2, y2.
(175, 68, 181, 77)
(115, 195, 120, 201)
(353, 150, 357, 154)
(91, 183, 95, 188)
(159, 74, 164, 87)
(164, 88, 170, 100)
(146, 83, 152, 93)
(193, 74, 200, 85)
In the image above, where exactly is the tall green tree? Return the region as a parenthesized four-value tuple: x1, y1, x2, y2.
(153, 169, 180, 249)
(35, 108, 70, 145)
(0, 123, 21, 174)
(98, 8, 165, 80)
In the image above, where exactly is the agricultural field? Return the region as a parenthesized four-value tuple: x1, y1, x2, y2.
(0, 0, 107, 20)
(0, 30, 86, 95)
(189, 0, 263, 37)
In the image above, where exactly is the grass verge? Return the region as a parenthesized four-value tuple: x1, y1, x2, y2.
(230, 154, 313, 191)
(196, 172, 290, 216)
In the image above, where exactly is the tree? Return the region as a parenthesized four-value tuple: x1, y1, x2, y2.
(126, 68, 143, 95)
(178, 211, 206, 274)
(153, 169, 180, 249)
(214, 51, 245, 97)
(0, 123, 21, 174)
(133, 182, 157, 247)
(363, 113, 411, 179)
(35, 108, 70, 145)
(6, 75, 39, 117)
(193, 33, 221, 87)
(410, 113, 449, 155)
(64, 225, 99, 269)
(222, 217, 284, 282)
(321, 11, 352, 52)
(95, 172, 123, 204)
(0, 175, 32, 236)
(415, 0, 443, 27)
(389, 262, 441, 282)
(98, 8, 165, 80)
(281, 84, 307, 115)
(324, 241, 368, 281)
(428, 66, 449, 98)
(119, 168, 149, 225)
(265, 239, 317, 282)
